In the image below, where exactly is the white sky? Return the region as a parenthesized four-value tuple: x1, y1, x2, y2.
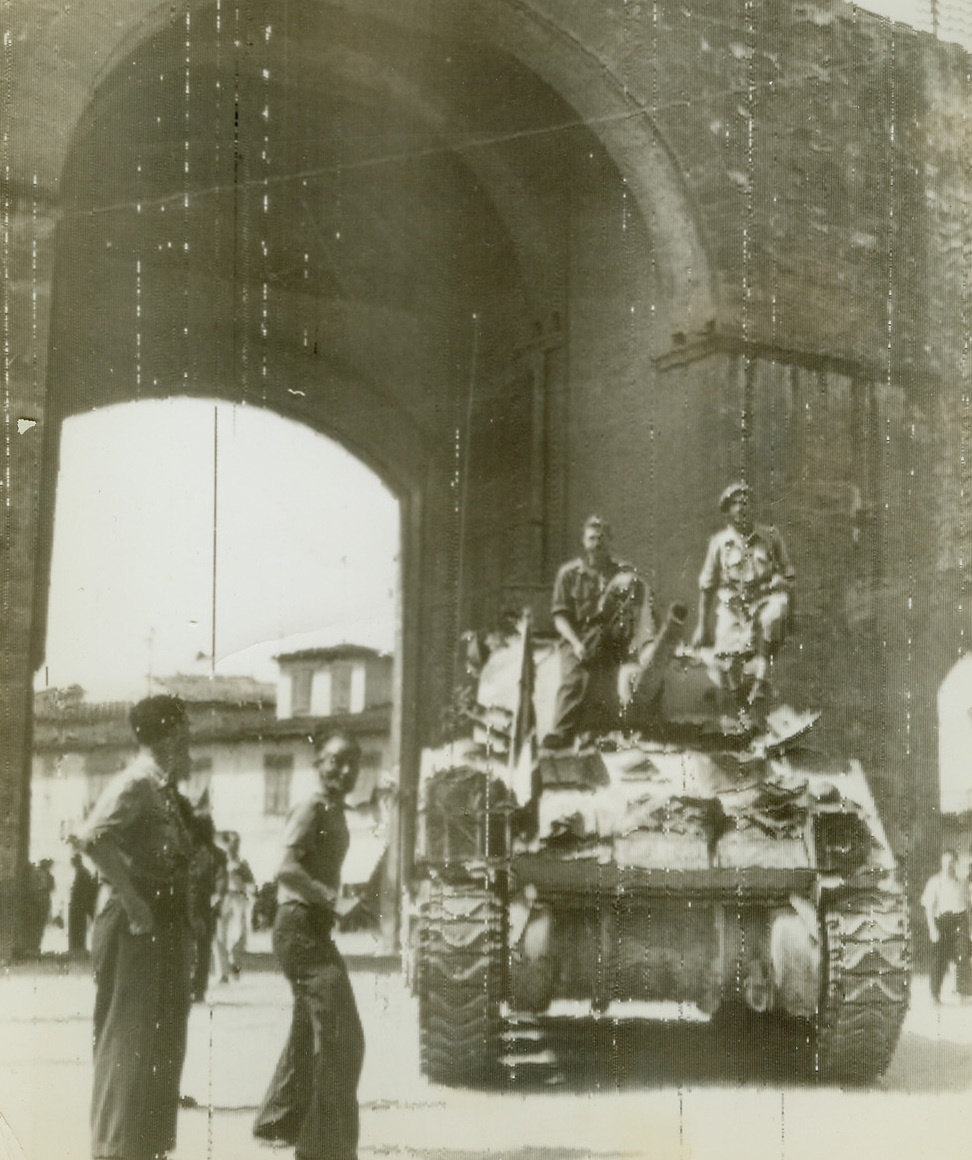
(861, 0, 971, 45)
(39, 399, 399, 701)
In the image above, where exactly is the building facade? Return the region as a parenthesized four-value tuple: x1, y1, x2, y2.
(31, 651, 394, 932)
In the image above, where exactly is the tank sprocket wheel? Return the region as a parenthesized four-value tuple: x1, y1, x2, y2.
(814, 888, 910, 1086)
(416, 878, 508, 1087)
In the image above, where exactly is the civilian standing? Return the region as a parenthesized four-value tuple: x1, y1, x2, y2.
(68, 851, 99, 956)
(253, 731, 365, 1160)
(921, 848, 971, 1004)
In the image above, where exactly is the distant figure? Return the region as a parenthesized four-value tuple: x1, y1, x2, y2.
(691, 482, 794, 703)
(542, 514, 653, 749)
(215, 831, 255, 981)
(76, 694, 195, 1160)
(921, 849, 971, 1004)
(22, 859, 56, 957)
(254, 731, 365, 1159)
(67, 851, 99, 956)
(188, 814, 227, 1002)
(252, 880, 279, 933)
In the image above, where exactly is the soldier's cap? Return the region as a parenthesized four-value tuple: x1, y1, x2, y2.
(129, 694, 188, 745)
(583, 514, 610, 534)
(718, 481, 750, 512)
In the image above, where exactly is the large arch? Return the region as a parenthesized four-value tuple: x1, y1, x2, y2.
(2, 0, 712, 951)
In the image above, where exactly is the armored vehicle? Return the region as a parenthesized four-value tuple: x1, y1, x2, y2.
(410, 604, 910, 1088)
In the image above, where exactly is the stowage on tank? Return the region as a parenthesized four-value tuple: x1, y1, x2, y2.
(410, 604, 911, 1089)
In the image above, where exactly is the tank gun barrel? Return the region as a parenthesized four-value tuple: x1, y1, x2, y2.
(620, 601, 689, 716)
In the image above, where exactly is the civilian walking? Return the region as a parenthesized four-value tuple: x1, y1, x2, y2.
(214, 830, 254, 981)
(921, 849, 971, 1004)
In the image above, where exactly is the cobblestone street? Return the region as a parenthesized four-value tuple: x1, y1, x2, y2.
(1, 948, 971, 1160)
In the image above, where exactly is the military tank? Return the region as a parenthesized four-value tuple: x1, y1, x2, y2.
(410, 604, 910, 1089)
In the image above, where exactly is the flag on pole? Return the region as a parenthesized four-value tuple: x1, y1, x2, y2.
(508, 608, 537, 803)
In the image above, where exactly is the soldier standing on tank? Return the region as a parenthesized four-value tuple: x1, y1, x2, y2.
(541, 515, 652, 749)
(690, 482, 794, 703)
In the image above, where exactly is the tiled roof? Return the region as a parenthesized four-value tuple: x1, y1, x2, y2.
(275, 643, 390, 664)
(154, 674, 277, 705)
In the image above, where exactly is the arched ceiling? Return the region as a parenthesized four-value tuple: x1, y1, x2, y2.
(50, 5, 604, 494)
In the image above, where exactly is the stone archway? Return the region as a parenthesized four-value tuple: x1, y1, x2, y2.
(1, 0, 711, 951)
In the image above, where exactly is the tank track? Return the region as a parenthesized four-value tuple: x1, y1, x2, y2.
(415, 879, 564, 1088)
(416, 879, 508, 1086)
(814, 887, 910, 1086)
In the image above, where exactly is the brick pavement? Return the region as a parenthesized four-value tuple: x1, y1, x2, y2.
(1, 954, 972, 1160)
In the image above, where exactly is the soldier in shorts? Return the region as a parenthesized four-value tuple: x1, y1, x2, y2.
(691, 482, 794, 703)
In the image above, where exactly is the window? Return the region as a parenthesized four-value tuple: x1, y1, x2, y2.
(347, 749, 382, 806)
(350, 663, 366, 713)
(264, 753, 294, 816)
(330, 662, 352, 714)
(291, 668, 313, 715)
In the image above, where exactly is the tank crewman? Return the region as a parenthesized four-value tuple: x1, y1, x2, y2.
(690, 482, 794, 702)
(541, 515, 653, 749)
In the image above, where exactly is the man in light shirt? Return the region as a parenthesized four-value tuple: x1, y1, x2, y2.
(253, 731, 364, 1160)
(691, 481, 794, 704)
(76, 694, 195, 1160)
(921, 848, 970, 1004)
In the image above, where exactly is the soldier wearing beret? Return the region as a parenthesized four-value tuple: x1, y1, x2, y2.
(690, 482, 794, 702)
(76, 694, 195, 1160)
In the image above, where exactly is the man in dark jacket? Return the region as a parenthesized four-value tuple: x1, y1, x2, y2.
(68, 851, 99, 956)
(188, 812, 226, 1002)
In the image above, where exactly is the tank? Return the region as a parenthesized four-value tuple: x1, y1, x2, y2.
(410, 605, 911, 1089)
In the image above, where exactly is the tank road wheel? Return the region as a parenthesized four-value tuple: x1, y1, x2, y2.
(416, 879, 507, 1087)
(814, 889, 910, 1086)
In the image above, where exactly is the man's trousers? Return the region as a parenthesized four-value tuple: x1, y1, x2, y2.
(253, 902, 365, 1160)
(90, 896, 192, 1160)
(932, 912, 970, 1001)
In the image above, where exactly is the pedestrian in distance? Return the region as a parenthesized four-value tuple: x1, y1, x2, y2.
(921, 848, 972, 1004)
(76, 694, 196, 1160)
(253, 730, 365, 1160)
(68, 850, 99, 956)
(215, 829, 254, 981)
(187, 811, 227, 1002)
(21, 858, 56, 957)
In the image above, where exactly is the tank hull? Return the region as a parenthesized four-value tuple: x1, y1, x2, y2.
(412, 627, 911, 1088)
